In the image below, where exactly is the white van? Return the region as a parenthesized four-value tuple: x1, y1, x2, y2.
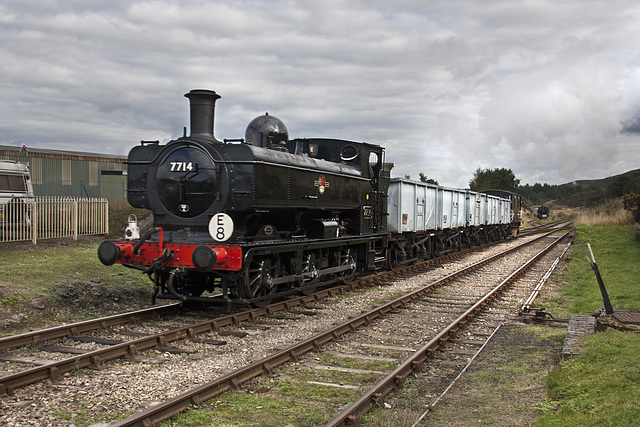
(0, 160, 35, 225)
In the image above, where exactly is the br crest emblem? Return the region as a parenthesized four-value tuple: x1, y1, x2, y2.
(314, 175, 330, 194)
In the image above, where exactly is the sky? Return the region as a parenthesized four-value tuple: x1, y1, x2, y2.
(1, 0, 640, 188)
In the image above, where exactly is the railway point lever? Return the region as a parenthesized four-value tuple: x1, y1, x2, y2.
(587, 243, 614, 315)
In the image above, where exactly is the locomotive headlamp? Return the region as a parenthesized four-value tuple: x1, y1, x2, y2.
(125, 214, 140, 240)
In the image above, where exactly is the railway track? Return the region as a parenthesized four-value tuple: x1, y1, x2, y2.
(109, 226, 571, 426)
(330, 233, 571, 425)
(0, 223, 570, 425)
(0, 224, 563, 395)
(0, 249, 472, 397)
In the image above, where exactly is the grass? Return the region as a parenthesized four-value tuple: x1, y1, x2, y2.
(318, 351, 398, 372)
(409, 324, 566, 427)
(0, 241, 153, 333)
(557, 225, 640, 316)
(573, 198, 634, 226)
(540, 330, 640, 426)
(536, 220, 640, 426)
(0, 197, 155, 335)
(0, 242, 146, 294)
(0, 198, 151, 306)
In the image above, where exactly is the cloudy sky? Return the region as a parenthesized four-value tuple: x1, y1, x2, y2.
(1, 1, 639, 188)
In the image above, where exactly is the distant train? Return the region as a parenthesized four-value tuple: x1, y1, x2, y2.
(98, 89, 520, 306)
(537, 206, 550, 220)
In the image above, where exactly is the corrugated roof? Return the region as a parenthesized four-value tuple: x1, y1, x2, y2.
(0, 144, 126, 161)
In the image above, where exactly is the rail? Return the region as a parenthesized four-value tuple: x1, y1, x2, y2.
(0, 222, 567, 398)
(112, 228, 567, 427)
(0, 197, 108, 244)
(327, 231, 570, 425)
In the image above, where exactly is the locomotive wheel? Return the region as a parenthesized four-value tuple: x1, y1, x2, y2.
(338, 247, 356, 280)
(244, 255, 278, 307)
(299, 250, 320, 296)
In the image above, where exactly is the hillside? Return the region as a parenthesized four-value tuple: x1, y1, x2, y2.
(519, 168, 640, 207)
(567, 168, 640, 188)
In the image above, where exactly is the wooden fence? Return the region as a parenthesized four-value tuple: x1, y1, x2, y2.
(0, 197, 109, 244)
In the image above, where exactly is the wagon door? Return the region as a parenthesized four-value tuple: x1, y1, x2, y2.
(424, 185, 437, 230)
(452, 190, 466, 228)
(466, 191, 480, 227)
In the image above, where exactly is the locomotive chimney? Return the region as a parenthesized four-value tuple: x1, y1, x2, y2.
(184, 89, 221, 141)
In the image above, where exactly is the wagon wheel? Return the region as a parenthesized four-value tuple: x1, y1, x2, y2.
(386, 245, 400, 270)
(461, 232, 471, 249)
(299, 250, 321, 296)
(244, 255, 278, 307)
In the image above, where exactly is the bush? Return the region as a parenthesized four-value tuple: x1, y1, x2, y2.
(623, 193, 640, 223)
(573, 198, 633, 226)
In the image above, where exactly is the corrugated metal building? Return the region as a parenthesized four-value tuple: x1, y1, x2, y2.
(0, 145, 127, 200)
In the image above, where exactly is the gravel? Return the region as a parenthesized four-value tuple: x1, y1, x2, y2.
(0, 237, 535, 426)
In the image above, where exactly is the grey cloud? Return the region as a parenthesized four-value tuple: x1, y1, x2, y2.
(1, 0, 639, 188)
(623, 117, 640, 134)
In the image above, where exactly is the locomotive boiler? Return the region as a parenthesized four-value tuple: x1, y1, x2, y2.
(98, 90, 389, 306)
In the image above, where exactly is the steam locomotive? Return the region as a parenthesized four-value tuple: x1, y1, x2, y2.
(537, 206, 550, 220)
(98, 89, 516, 306)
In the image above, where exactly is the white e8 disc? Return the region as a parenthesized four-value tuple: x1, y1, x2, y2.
(209, 213, 234, 242)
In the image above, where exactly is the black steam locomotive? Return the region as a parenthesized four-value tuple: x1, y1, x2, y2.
(99, 89, 517, 307)
(537, 205, 550, 220)
(99, 90, 389, 306)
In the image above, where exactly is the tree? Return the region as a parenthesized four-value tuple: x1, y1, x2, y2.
(609, 172, 640, 197)
(419, 173, 438, 185)
(469, 167, 520, 192)
(623, 193, 640, 223)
